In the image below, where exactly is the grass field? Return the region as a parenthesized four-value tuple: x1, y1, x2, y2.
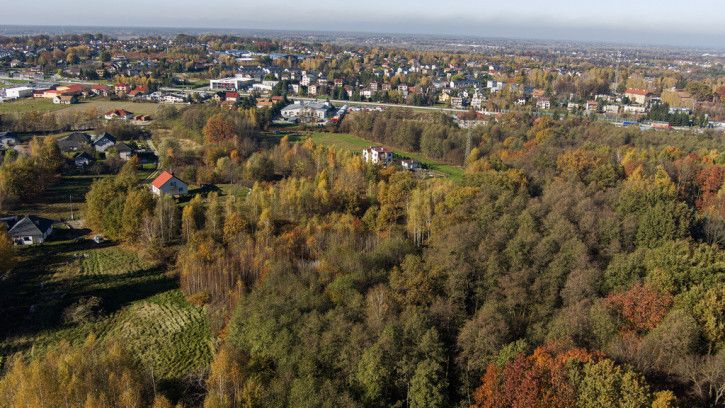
(20, 175, 109, 221)
(0, 243, 212, 396)
(279, 131, 464, 179)
(58, 100, 161, 116)
(0, 98, 68, 114)
(0, 98, 161, 116)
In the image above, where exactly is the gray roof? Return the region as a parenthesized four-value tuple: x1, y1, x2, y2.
(94, 133, 117, 151)
(112, 142, 133, 153)
(281, 101, 331, 113)
(75, 152, 94, 163)
(7, 215, 54, 238)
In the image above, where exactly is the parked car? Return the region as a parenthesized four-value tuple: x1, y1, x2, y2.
(93, 235, 104, 244)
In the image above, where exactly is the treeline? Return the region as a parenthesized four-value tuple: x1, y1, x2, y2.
(339, 108, 470, 163)
(0, 136, 63, 211)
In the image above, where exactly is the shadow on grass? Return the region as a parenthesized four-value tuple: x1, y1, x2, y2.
(0, 241, 174, 349)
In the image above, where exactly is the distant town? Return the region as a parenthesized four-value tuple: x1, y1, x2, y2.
(1, 33, 724, 131)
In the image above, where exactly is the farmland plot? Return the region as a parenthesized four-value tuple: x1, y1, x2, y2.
(0, 243, 212, 390)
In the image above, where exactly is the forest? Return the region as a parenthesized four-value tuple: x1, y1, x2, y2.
(3, 106, 725, 407)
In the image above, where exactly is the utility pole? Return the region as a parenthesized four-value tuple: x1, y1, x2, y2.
(465, 126, 472, 160)
(614, 51, 621, 92)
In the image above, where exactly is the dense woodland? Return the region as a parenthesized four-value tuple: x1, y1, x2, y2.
(4, 106, 725, 407)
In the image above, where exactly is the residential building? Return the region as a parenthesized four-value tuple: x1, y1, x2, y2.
(151, 171, 188, 196)
(362, 146, 394, 165)
(487, 80, 506, 92)
(90, 84, 110, 96)
(3, 215, 54, 245)
(114, 83, 129, 94)
(624, 105, 647, 114)
(127, 85, 148, 97)
(53, 95, 77, 104)
(625, 89, 652, 105)
(111, 142, 134, 160)
(451, 97, 465, 109)
(93, 132, 117, 152)
(104, 109, 133, 120)
(536, 97, 551, 110)
(74, 152, 94, 167)
(401, 159, 419, 170)
(57, 132, 91, 152)
(0, 132, 17, 149)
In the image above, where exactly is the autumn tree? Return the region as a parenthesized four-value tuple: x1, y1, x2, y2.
(203, 113, 238, 145)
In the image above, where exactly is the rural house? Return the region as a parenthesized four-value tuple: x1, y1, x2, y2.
(3, 215, 54, 245)
(362, 146, 394, 165)
(93, 132, 117, 152)
(57, 132, 91, 152)
(74, 152, 94, 167)
(151, 171, 188, 196)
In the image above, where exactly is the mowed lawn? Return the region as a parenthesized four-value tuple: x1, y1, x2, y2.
(281, 131, 464, 179)
(0, 243, 212, 394)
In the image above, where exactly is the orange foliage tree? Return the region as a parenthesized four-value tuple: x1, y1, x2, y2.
(203, 113, 238, 144)
(605, 282, 673, 332)
(472, 343, 601, 408)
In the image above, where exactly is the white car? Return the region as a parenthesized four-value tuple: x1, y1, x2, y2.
(93, 235, 104, 244)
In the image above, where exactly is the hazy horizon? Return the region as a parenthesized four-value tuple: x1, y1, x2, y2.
(1, 0, 725, 49)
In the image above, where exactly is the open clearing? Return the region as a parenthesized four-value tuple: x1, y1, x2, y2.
(0, 98, 161, 116)
(276, 131, 464, 179)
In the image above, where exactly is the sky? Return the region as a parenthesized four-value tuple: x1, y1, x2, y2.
(2, 0, 725, 48)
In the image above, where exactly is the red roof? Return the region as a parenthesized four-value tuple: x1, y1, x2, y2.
(91, 84, 108, 90)
(152, 171, 175, 189)
(365, 146, 393, 154)
(225, 92, 239, 98)
(106, 109, 132, 117)
(626, 88, 650, 96)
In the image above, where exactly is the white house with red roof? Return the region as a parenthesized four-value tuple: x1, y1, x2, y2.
(151, 171, 188, 196)
(104, 109, 134, 120)
(362, 146, 394, 165)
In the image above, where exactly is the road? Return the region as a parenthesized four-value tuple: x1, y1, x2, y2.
(140, 132, 161, 184)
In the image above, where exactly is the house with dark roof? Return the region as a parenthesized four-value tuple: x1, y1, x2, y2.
(74, 152, 94, 167)
(111, 142, 134, 160)
(151, 171, 188, 196)
(0, 132, 17, 149)
(93, 133, 117, 152)
(3, 215, 54, 245)
(57, 132, 91, 152)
